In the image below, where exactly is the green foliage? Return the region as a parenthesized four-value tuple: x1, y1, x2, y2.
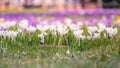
(0, 28, 120, 68)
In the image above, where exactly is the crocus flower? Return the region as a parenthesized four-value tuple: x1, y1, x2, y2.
(73, 29, 83, 40)
(97, 23, 106, 32)
(57, 25, 69, 36)
(88, 26, 98, 34)
(106, 27, 118, 37)
(0, 30, 18, 39)
(26, 26, 36, 33)
(19, 19, 29, 29)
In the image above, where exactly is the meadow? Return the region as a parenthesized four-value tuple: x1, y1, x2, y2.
(0, 10, 120, 68)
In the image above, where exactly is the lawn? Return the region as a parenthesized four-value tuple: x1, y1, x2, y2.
(0, 35, 120, 68)
(0, 9, 120, 68)
(0, 22, 120, 68)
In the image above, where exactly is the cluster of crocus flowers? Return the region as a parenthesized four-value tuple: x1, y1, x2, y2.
(0, 30, 18, 39)
(0, 17, 118, 46)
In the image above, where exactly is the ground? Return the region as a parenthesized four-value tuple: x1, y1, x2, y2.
(0, 8, 120, 68)
(0, 30, 120, 68)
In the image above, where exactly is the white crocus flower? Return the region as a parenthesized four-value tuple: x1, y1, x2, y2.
(106, 27, 118, 37)
(0, 23, 5, 28)
(88, 26, 98, 38)
(87, 36, 91, 40)
(0, 30, 18, 39)
(3, 21, 11, 28)
(0, 31, 6, 38)
(57, 25, 69, 36)
(49, 25, 57, 31)
(97, 23, 106, 32)
(73, 29, 83, 40)
(0, 21, 16, 29)
(0, 31, 7, 38)
(67, 24, 75, 29)
(81, 35, 86, 40)
(93, 33, 100, 39)
(77, 21, 83, 27)
(38, 32, 47, 39)
(41, 21, 49, 25)
(42, 25, 49, 31)
(65, 18, 72, 25)
(68, 24, 80, 31)
(0, 30, 4, 37)
(10, 31, 19, 38)
(9, 21, 16, 27)
(37, 24, 49, 32)
(49, 25, 57, 36)
(88, 26, 98, 33)
(7, 31, 18, 38)
(26, 26, 36, 33)
(38, 32, 47, 37)
(55, 21, 62, 25)
(36, 24, 42, 31)
(17, 28, 23, 33)
(19, 19, 29, 29)
(0, 21, 14, 29)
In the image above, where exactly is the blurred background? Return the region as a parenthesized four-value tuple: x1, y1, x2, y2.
(0, 0, 120, 12)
